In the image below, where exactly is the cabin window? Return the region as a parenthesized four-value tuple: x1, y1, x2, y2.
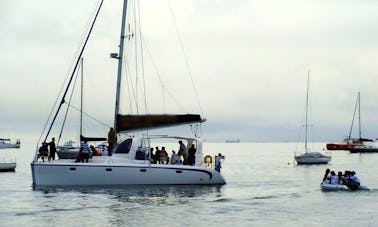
(114, 138, 133, 154)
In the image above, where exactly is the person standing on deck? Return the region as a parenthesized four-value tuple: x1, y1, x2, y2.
(215, 153, 223, 172)
(81, 140, 90, 163)
(107, 127, 115, 156)
(48, 137, 56, 161)
(178, 140, 187, 163)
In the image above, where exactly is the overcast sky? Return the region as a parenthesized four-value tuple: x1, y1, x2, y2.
(1, 0, 378, 143)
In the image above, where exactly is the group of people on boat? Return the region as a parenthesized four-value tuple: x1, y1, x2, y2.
(38, 137, 56, 162)
(322, 168, 361, 190)
(135, 140, 197, 166)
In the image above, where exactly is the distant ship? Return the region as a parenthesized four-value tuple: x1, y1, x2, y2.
(225, 138, 240, 143)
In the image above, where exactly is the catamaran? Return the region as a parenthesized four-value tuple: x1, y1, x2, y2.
(31, 0, 226, 186)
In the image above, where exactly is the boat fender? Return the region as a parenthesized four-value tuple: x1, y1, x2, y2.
(204, 155, 212, 164)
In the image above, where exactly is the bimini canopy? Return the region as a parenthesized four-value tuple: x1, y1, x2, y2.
(80, 135, 107, 142)
(116, 114, 205, 132)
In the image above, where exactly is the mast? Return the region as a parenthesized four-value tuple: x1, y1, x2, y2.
(113, 0, 129, 139)
(358, 92, 361, 141)
(348, 92, 359, 143)
(305, 70, 310, 153)
(80, 58, 84, 142)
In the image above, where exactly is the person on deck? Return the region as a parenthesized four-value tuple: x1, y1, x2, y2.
(178, 141, 187, 164)
(155, 147, 161, 163)
(170, 151, 180, 164)
(107, 127, 116, 156)
(160, 147, 169, 164)
(38, 142, 49, 162)
(90, 145, 101, 156)
(188, 144, 196, 166)
(215, 153, 223, 172)
(81, 140, 90, 163)
(48, 137, 56, 161)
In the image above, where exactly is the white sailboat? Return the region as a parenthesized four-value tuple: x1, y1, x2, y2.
(0, 139, 20, 149)
(31, 0, 226, 186)
(295, 71, 331, 165)
(0, 160, 16, 172)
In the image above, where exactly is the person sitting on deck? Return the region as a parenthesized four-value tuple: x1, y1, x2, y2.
(38, 142, 49, 162)
(159, 147, 169, 164)
(170, 151, 181, 164)
(135, 148, 147, 160)
(90, 145, 102, 156)
(154, 147, 161, 163)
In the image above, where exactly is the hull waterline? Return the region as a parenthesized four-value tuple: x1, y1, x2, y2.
(31, 162, 226, 186)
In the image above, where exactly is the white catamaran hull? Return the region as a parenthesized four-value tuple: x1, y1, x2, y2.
(31, 162, 225, 186)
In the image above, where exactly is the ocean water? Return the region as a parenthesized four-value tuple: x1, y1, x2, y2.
(1, 142, 378, 226)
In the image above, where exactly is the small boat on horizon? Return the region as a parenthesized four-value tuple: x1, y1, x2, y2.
(225, 138, 240, 143)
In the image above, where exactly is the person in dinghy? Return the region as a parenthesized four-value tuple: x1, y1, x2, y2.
(321, 169, 368, 191)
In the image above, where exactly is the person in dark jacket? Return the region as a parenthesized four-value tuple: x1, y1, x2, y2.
(48, 137, 56, 161)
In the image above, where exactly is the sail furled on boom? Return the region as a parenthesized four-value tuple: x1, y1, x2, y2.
(116, 114, 205, 132)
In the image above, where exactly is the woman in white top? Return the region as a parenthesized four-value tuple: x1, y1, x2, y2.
(330, 171, 339, 184)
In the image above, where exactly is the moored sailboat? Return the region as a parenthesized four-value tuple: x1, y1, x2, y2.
(326, 92, 373, 150)
(295, 71, 331, 165)
(0, 139, 20, 149)
(31, 0, 226, 186)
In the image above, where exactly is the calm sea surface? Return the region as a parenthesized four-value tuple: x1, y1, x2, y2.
(1, 142, 377, 226)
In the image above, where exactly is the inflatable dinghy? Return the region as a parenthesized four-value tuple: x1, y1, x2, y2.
(321, 183, 369, 191)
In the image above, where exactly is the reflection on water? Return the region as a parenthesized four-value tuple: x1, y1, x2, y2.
(33, 184, 223, 202)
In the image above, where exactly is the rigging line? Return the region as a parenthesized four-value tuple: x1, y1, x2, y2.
(141, 37, 188, 113)
(167, 0, 204, 116)
(57, 64, 80, 146)
(36, 0, 101, 147)
(64, 103, 111, 128)
(123, 50, 139, 113)
(124, 55, 134, 113)
(348, 92, 359, 141)
(136, 0, 148, 114)
(43, 0, 104, 143)
(132, 0, 139, 114)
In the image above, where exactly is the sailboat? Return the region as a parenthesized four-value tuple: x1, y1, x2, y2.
(30, 0, 226, 186)
(295, 71, 331, 165)
(0, 159, 16, 172)
(0, 139, 20, 149)
(326, 92, 373, 150)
